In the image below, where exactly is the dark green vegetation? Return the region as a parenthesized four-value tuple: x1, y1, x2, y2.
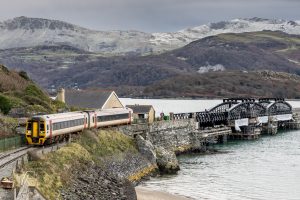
(0, 64, 65, 116)
(1, 31, 300, 98)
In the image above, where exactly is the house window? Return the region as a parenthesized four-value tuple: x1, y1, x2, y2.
(138, 114, 145, 119)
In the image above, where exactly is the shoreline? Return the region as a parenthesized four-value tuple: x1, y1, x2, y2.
(135, 186, 193, 200)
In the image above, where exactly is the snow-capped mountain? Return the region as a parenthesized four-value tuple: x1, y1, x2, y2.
(0, 16, 299, 55)
(0, 16, 153, 54)
(151, 18, 300, 50)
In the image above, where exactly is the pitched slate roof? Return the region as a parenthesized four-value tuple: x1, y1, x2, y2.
(126, 105, 154, 114)
(65, 89, 113, 109)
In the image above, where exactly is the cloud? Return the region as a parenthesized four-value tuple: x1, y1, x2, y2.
(0, 0, 299, 32)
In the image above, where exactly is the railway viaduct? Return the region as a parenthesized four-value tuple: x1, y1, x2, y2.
(118, 98, 299, 155)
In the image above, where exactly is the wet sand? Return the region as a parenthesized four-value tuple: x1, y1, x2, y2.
(135, 186, 192, 200)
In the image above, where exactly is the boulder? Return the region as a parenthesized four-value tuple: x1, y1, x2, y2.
(155, 147, 180, 174)
(135, 135, 156, 165)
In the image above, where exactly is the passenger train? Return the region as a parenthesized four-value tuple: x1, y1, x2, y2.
(25, 108, 133, 145)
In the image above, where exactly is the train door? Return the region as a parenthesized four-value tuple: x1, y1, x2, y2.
(86, 113, 91, 129)
(32, 121, 38, 138)
(94, 113, 97, 128)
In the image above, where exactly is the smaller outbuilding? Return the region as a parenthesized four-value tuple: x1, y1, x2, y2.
(126, 104, 155, 123)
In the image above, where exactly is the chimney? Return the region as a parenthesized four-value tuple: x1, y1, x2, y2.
(57, 88, 65, 103)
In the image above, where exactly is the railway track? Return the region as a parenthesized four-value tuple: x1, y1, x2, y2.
(0, 147, 35, 169)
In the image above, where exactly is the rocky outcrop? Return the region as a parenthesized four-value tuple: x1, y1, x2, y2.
(100, 152, 157, 181)
(155, 147, 180, 174)
(61, 164, 137, 200)
(135, 135, 157, 165)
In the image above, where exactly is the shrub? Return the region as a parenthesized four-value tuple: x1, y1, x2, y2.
(0, 94, 12, 114)
(18, 71, 30, 81)
(25, 84, 49, 102)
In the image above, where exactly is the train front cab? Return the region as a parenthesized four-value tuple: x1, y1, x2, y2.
(26, 118, 46, 145)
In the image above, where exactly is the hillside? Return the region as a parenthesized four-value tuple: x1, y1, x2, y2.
(142, 70, 300, 98)
(0, 64, 64, 116)
(0, 17, 299, 55)
(4, 31, 299, 87)
(0, 31, 300, 98)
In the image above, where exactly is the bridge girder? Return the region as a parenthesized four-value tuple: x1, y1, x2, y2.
(228, 102, 267, 120)
(195, 99, 292, 125)
(266, 101, 292, 115)
(209, 101, 239, 113)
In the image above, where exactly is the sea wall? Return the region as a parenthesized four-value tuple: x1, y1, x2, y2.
(147, 119, 202, 152)
(117, 119, 231, 174)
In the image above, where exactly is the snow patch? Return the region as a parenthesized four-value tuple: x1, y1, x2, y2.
(177, 56, 188, 61)
(198, 64, 225, 73)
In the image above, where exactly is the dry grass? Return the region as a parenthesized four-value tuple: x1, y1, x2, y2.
(24, 143, 92, 200)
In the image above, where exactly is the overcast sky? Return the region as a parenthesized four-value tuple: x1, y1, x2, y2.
(0, 0, 299, 32)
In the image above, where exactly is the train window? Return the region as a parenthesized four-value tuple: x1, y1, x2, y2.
(40, 123, 45, 131)
(27, 122, 32, 130)
(96, 113, 128, 122)
(47, 125, 49, 130)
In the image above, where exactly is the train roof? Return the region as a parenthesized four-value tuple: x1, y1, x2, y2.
(29, 107, 132, 120)
(31, 111, 86, 120)
(94, 107, 132, 115)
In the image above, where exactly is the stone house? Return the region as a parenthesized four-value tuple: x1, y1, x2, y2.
(126, 105, 155, 123)
(56, 88, 124, 109)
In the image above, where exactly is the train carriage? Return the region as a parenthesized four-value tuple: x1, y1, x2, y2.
(93, 108, 133, 128)
(26, 112, 88, 145)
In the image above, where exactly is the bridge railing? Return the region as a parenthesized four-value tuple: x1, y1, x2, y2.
(172, 113, 193, 120)
(196, 111, 228, 124)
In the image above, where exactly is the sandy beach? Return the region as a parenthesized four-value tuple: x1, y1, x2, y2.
(135, 186, 192, 200)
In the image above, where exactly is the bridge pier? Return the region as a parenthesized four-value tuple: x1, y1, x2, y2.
(229, 125, 261, 140)
(262, 123, 278, 135)
(228, 117, 262, 140)
(285, 112, 300, 129)
(261, 118, 278, 135)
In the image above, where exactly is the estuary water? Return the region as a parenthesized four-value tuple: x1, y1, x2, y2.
(120, 98, 300, 117)
(140, 131, 300, 200)
(119, 99, 300, 200)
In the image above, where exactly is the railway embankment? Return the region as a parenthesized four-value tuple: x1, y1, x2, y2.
(16, 129, 157, 200)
